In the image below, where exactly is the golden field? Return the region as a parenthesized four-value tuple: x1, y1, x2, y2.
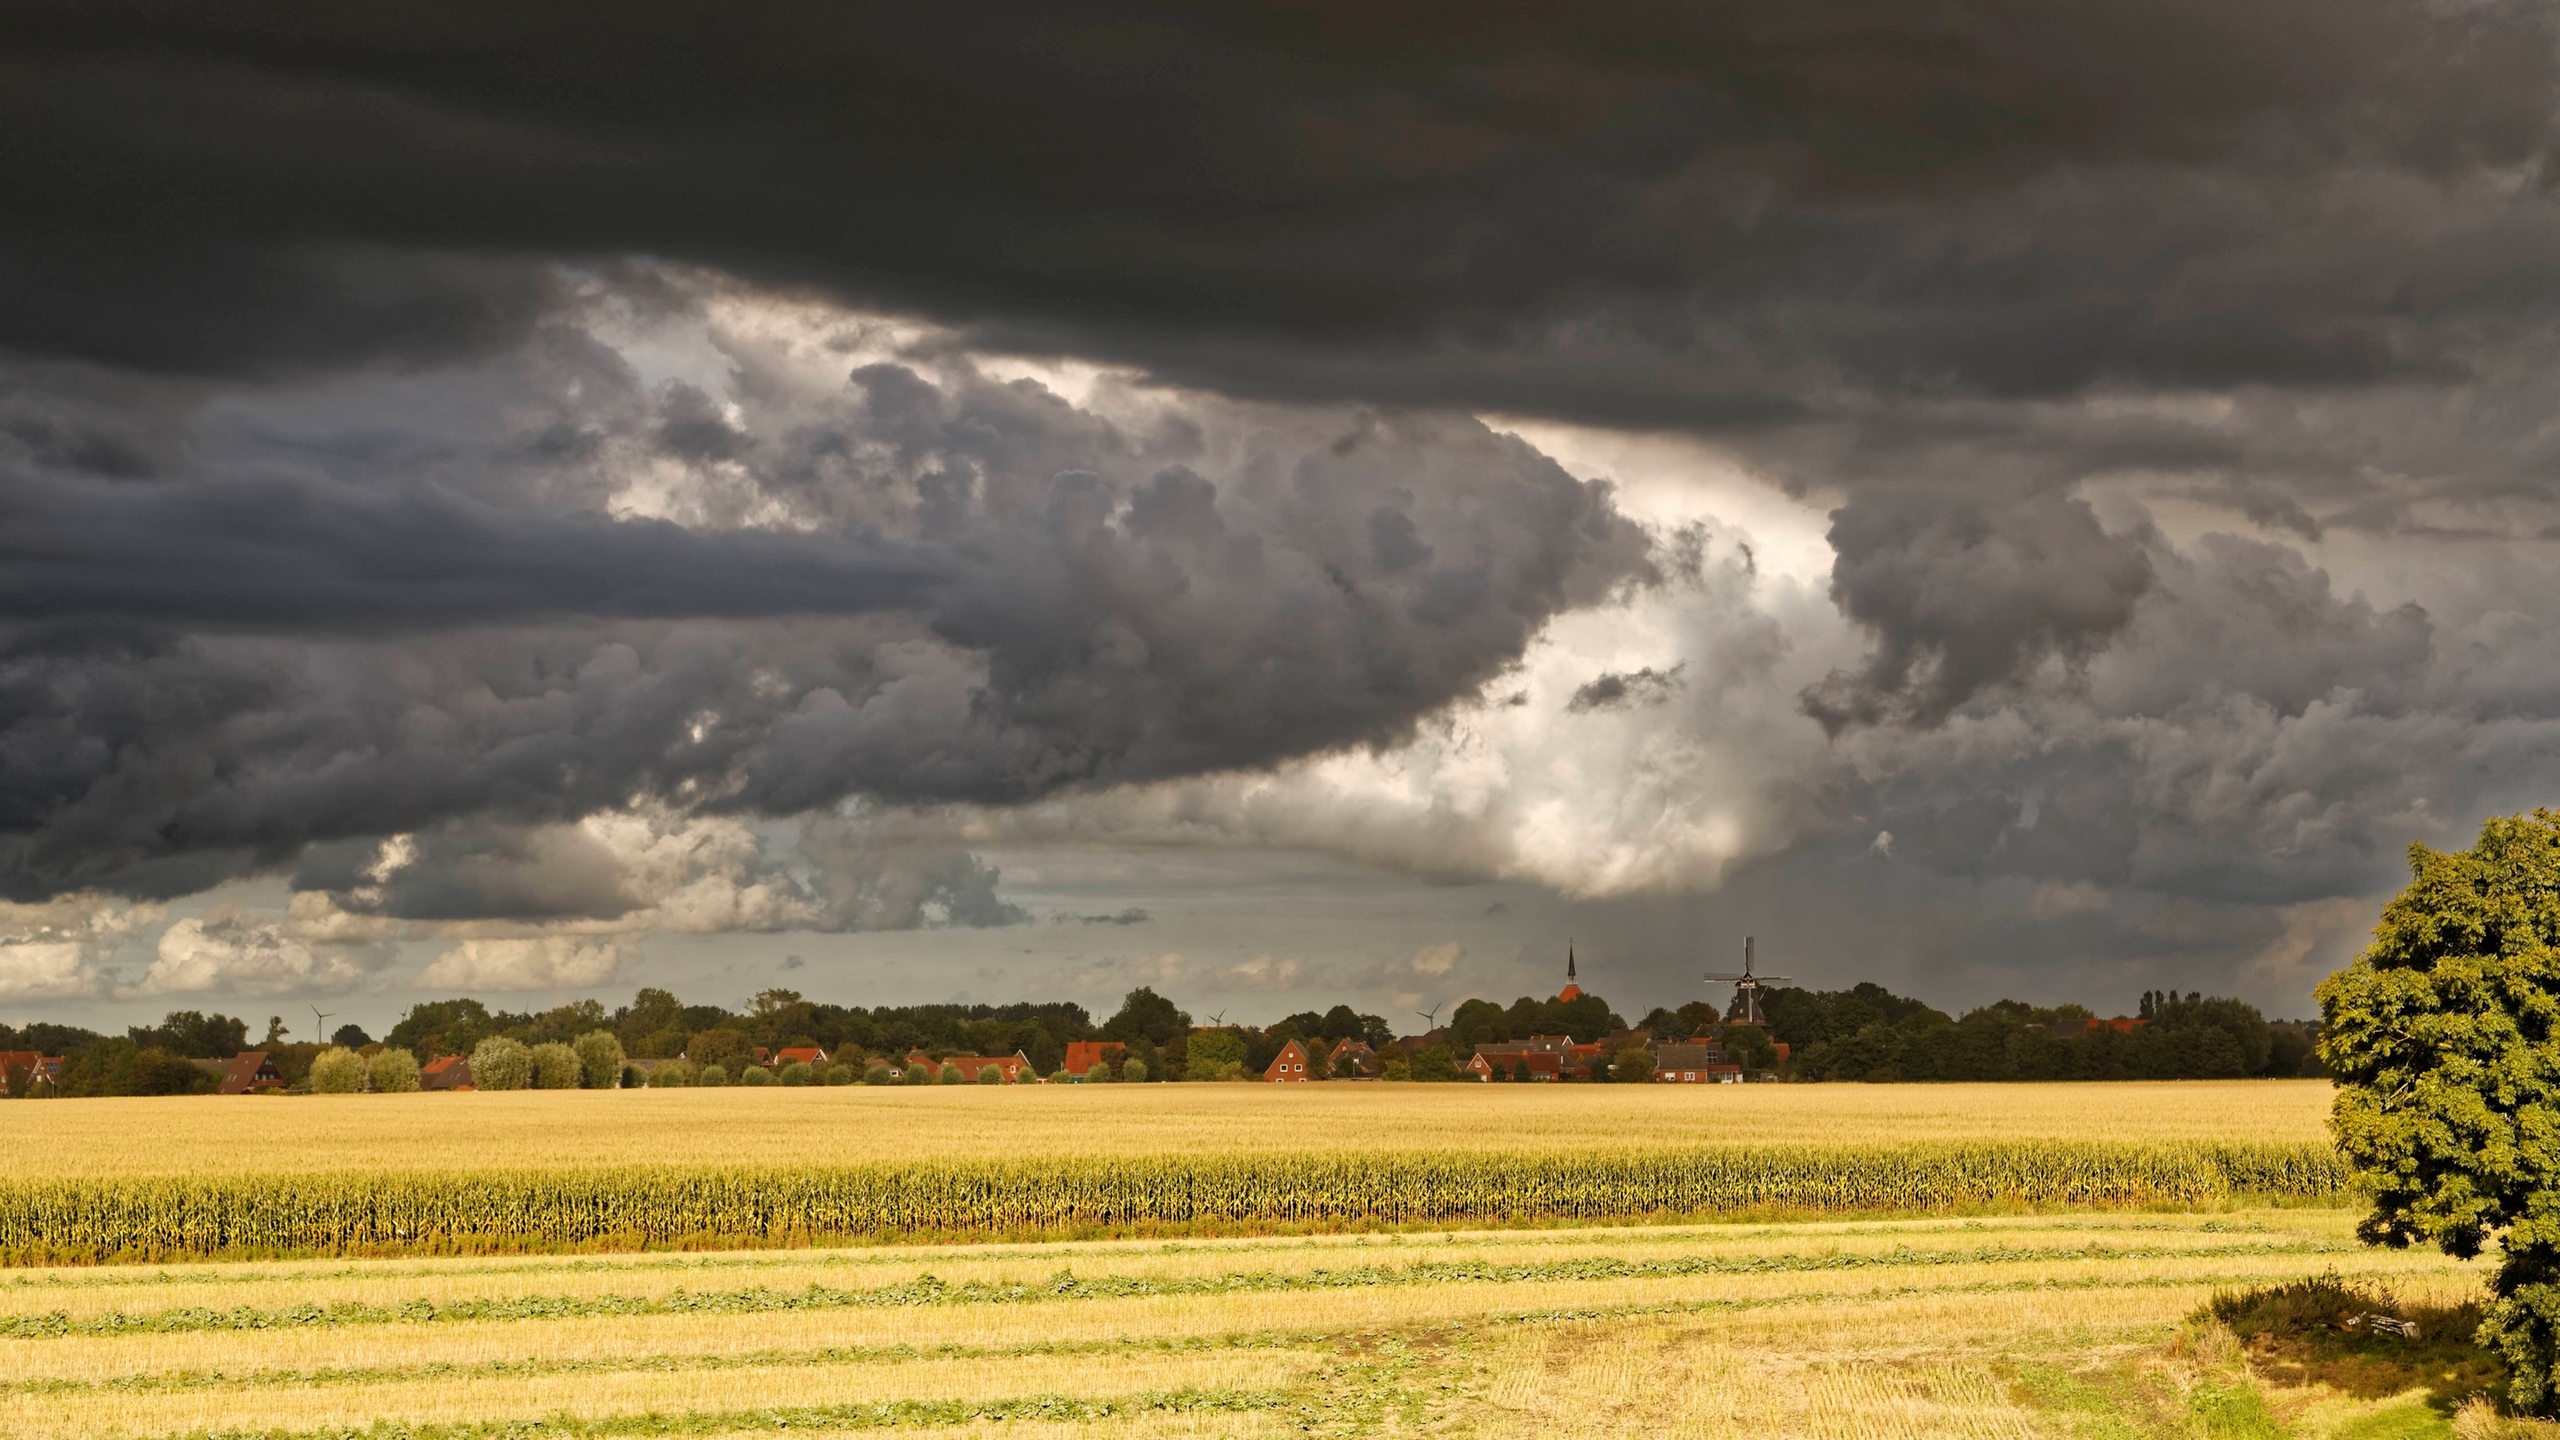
(0, 1079, 2335, 1176)
(0, 1209, 2517, 1440)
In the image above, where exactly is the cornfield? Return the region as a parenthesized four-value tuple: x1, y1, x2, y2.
(0, 1141, 2349, 1262)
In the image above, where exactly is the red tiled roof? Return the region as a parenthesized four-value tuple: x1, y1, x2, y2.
(1062, 1040, 1125, 1077)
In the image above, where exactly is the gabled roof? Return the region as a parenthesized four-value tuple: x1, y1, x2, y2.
(773, 1046, 829, 1066)
(1263, 1037, 1314, 1080)
(218, 1051, 281, 1095)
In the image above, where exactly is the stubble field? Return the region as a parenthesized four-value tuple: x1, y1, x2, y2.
(6, 1081, 2515, 1437)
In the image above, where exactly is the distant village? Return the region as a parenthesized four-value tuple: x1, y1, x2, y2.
(0, 946, 2320, 1096)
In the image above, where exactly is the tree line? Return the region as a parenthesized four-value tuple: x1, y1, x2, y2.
(2, 977, 2316, 1095)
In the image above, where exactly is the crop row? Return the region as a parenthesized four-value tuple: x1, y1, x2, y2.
(0, 1142, 2351, 1263)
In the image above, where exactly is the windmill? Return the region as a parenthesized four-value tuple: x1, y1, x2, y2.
(310, 1004, 335, 1045)
(1413, 1002, 1443, 1032)
(1206, 1009, 1228, 1027)
(1702, 936, 1792, 1027)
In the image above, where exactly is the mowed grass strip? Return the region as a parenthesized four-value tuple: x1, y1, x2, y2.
(0, 1215, 2341, 1322)
(0, 1140, 2350, 1262)
(0, 1347, 1329, 1440)
(0, 1236, 2372, 1339)
(0, 1208, 2328, 1301)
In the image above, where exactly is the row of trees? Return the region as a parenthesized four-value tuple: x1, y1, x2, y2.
(5, 979, 2314, 1095)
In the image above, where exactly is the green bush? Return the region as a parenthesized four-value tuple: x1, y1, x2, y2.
(863, 1065, 894, 1086)
(738, 1063, 775, 1087)
(646, 1060, 695, 1088)
(778, 1061, 813, 1086)
(977, 1066, 1002, 1085)
(695, 1064, 730, 1087)
(823, 1064, 855, 1086)
(367, 1048, 422, 1094)
(1050, 1068, 1073, 1084)
(307, 1047, 365, 1094)
(573, 1031, 626, 1089)
(1092, 1063, 1120, 1083)
(469, 1037, 532, 1092)
(619, 1064, 644, 1089)
(938, 1063, 962, 1084)
(1121, 1058, 1148, 1083)
(529, 1042, 582, 1090)
(902, 1062, 933, 1086)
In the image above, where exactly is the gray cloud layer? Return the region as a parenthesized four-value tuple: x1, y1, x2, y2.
(5, 2, 2560, 1007)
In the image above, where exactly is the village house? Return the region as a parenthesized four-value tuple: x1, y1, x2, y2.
(1652, 1042, 1744, 1084)
(2052, 1017, 2147, 1039)
(1325, 1037, 1382, 1079)
(421, 1055, 473, 1090)
(0, 1051, 62, 1095)
(908, 1050, 1034, 1082)
(771, 1046, 830, 1070)
(1061, 1040, 1125, 1080)
(215, 1052, 284, 1095)
(1263, 1037, 1315, 1082)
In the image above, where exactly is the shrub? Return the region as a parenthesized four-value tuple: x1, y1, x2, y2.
(647, 1059, 696, 1088)
(738, 1063, 775, 1087)
(903, 1062, 934, 1086)
(619, 1064, 644, 1089)
(1121, 1058, 1148, 1083)
(778, 1061, 813, 1086)
(695, 1064, 730, 1087)
(823, 1064, 855, 1086)
(1092, 1063, 1120, 1083)
(308, 1047, 366, 1094)
(864, 1065, 894, 1086)
(977, 1066, 1002, 1085)
(367, 1047, 422, 1094)
(1610, 1048, 1657, 1083)
(470, 1037, 532, 1092)
(938, 1063, 963, 1084)
(573, 1031, 626, 1090)
(529, 1042, 582, 1090)
(1050, 1068, 1073, 1083)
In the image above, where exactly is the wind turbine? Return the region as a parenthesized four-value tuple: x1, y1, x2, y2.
(1206, 1009, 1228, 1027)
(1702, 936, 1793, 1027)
(1413, 1002, 1443, 1032)
(310, 1004, 336, 1045)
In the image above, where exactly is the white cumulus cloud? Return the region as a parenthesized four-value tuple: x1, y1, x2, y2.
(418, 937, 633, 991)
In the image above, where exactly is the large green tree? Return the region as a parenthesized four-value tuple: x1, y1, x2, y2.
(2320, 809, 2560, 1413)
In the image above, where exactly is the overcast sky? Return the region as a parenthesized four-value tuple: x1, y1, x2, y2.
(8, 0, 2560, 1036)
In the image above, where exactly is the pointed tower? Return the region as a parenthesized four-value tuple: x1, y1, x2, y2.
(1557, 942, 1584, 1003)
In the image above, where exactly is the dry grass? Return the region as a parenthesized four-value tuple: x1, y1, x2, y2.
(0, 1080, 2334, 1178)
(2, 1206, 2496, 1440)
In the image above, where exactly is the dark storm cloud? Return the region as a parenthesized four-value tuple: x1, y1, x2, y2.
(1567, 665, 1687, 714)
(1802, 491, 2154, 732)
(0, 470, 946, 630)
(1, 0, 2553, 409)
(0, 343, 1652, 900)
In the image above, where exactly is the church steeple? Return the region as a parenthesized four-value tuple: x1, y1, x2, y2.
(1557, 942, 1583, 1003)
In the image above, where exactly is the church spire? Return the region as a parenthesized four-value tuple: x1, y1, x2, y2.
(1557, 942, 1583, 1003)
(1567, 943, 1577, 982)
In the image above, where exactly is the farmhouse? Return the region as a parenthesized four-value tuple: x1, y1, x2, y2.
(771, 1046, 829, 1070)
(1653, 1042, 1743, 1083)
(909, 1050, 1034, 1082)
(1263, 1038, 1315, 1082)
(1325, 1037, 1381, 1078)
(216, 1052, 284, 1095)
(1061, 1040, 1125, 1079)
(0, 1051, 62, 1095)
(421, 1055, 473, 1090)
